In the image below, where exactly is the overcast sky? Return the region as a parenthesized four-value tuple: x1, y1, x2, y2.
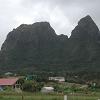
(0, 0, 100, 47)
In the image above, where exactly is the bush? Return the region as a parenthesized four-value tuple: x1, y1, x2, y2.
(22, 80, 33, 92)
(22, 80, 43, 92)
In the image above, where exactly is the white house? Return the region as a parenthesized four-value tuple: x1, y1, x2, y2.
(41, 87, 54, 93)
(49, 77, 65, 82)
(4, 72, 13, 76)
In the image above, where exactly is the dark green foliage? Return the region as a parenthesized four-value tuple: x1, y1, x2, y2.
(22, 80, 33, 92)
(18, 78, 25, 85)
(22, 80, 43, 92)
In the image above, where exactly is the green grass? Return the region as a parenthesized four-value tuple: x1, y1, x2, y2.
(0, 92, 100, 100)
(0, 92, 63, 100)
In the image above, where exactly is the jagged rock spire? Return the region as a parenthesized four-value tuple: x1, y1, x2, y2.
(70, 15, 100, 40)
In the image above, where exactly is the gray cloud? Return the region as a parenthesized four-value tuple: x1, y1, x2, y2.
(0, 0, 100, 48)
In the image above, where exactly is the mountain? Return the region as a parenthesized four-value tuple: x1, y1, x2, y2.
(0, 22, 68, 72)
(68, 15, 100, 70)
(0, 15, 100, 74)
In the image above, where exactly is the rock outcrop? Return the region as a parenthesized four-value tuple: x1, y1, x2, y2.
(70, 15, 100, 40)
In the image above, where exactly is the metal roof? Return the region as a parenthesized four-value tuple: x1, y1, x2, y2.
(0, 78, 19, 86)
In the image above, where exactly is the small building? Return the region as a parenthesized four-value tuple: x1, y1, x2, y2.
(4, 72, 13, 76)
(41, 87, 54, 93)
(49, 77, 65, 82)
(25, 75, 38, 81)
(0, 77, 21, 90)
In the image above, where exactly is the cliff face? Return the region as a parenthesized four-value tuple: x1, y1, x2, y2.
(0, 15, 100, 72)
(0, 22, 68, 70)
(69, 15, 100, 61)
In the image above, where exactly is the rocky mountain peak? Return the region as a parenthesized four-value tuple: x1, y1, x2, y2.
(78, 15, 93, 25)
(1, 22, 57, 52)
(31, 22, 57, 37)
(70, 15, 100, 40)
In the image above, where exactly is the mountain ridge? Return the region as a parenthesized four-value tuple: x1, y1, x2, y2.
(0, 15, 100, 74)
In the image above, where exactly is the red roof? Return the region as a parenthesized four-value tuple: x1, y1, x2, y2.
(0, 78, 19, 86)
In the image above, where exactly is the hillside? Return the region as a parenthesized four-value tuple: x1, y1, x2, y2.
(0, 15, 100, 74)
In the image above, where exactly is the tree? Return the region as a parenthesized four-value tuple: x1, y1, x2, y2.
(22, 80, 43, 92)
(22, 80, 33, 92)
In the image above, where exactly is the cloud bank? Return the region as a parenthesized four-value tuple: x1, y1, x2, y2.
(0, 0, 100, 47)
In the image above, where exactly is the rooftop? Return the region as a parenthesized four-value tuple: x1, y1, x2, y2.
(0, 78, 19, 86)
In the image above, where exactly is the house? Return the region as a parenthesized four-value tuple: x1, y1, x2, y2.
(4, 72, 13, 76)
(25, 75, 38, 81)
(0, 77, 21, 90)
(41, 86, 54, 93)
(49, 77, 65, 82)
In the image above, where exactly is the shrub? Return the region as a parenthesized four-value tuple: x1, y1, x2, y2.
(22, 80, 43, 92)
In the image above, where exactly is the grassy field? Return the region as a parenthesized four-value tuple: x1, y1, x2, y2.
(0, 92, 63, 100)
(0, 92, 100, 100)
